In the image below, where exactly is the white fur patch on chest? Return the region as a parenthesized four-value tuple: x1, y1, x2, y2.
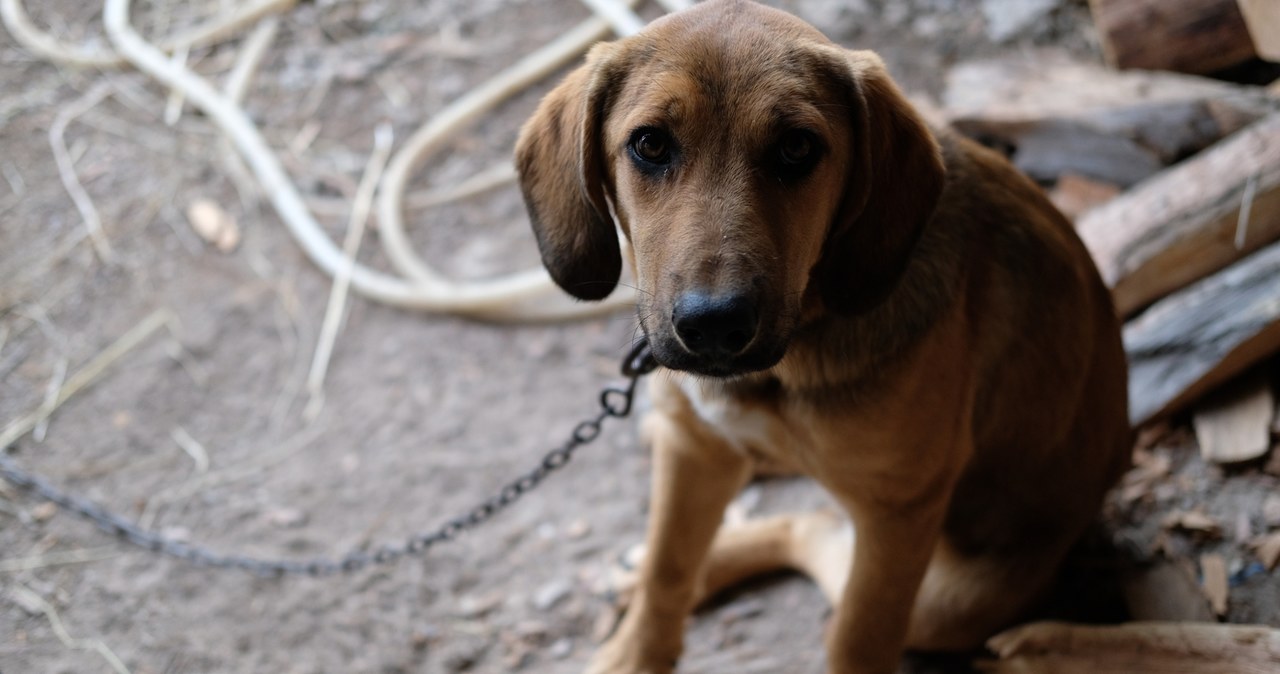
(677, 376, 780, 454)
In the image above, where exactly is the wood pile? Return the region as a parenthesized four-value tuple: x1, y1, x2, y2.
(943, 54, 1279, 429)
(950, 5, 1280, 666)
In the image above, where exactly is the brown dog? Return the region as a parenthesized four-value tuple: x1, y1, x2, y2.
(515, 1, 1131, 672)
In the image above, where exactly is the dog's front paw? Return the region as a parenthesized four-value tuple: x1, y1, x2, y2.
(585, 607, 681, 674)
(584, 638, 676, 674)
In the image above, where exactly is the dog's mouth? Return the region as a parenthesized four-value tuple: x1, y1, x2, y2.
(644, 323, 790, 378)
(657, 345, 788, 378)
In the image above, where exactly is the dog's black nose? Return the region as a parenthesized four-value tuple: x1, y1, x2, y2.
(672, 292, 758, 357)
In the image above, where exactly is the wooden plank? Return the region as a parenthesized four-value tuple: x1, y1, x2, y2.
(1088, 0, 1257, 74)
(1124, 239, 1280, 426)
(1238, 0, 1280, 61)
(1079, 113, 1280, 317)
(1192, 372, 1276, 463)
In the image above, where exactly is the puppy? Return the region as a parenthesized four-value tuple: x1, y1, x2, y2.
(515, 1, 1131, 672)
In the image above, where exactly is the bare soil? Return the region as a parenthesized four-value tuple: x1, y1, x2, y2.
(0, 1, 1275, 673)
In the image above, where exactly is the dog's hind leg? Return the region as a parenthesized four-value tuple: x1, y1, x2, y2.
(697, 510, 853, 606)
(606, 511, 851, 616)
(698, 513, 1068, 654)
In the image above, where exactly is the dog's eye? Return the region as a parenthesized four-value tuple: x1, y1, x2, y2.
(630, 128, 673, 165)
(778, 130, 815, 167)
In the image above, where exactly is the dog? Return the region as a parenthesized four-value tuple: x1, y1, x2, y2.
(514, 1, 1131, 672)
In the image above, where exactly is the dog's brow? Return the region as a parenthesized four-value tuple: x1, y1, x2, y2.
(771, 104, 827, 133)
(621, 73, 704, 127)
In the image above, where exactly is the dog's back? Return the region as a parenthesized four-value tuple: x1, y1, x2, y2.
(882, 131, 1132, 648)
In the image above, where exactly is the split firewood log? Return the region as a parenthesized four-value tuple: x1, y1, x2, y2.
(943, 54, 1275, 187)
(1088, 0, 1257, 75)
(1079, 112, 1280, 317)
(1124, 239, 1280, 425)
(979, 621, 1280, 674)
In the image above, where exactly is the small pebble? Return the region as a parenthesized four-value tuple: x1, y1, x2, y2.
(266, 508, 308, 528)
(30, 502, 58, 523)
(532, 578, 573, 612)
(456, 591, 504, 619)
(549, 638, 573, 660)
(160, 526, 191, 542)
(564, 519, 591, 540)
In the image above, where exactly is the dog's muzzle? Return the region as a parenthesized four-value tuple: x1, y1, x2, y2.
(672, 291, 759, 359)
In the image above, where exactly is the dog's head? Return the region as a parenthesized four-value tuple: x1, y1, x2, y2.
(516, 0, 944, 377)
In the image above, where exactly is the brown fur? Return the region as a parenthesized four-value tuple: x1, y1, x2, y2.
(515, 2, 1130, 672)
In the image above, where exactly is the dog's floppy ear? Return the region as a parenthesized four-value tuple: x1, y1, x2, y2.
(814, 49, 945, 315)
(515, 43, 623, 301)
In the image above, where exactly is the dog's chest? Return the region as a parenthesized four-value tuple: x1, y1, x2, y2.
(674, 376, 808, 468)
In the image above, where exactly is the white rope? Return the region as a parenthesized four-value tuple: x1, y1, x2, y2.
(372, 3, 644, 318)
(11, 0, 661, 321)
(0, 0, 296, 68)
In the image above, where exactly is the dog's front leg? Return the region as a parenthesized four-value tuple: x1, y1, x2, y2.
(825, 468, 958, 674)
(588, 412, 752, 674)
(824, 501, 948, 674)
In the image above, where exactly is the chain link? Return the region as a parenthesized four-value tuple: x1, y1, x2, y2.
(0, 341, 657, 577)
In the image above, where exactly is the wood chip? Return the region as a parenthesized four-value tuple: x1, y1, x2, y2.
(1199, 553, 1229, 616)
(1193, 374, 1276, 464)
(186, 198, 240, 252)
(1133, 421, 1173, 451)
(1264, 494, 1280, 528)
(1254, 531, 1280, 571)
(1238, 0, 1280, 61)
(1119, 447, 1173, 503)
(1162, 510, 1222, 537)
(1236, 509, 1255, 543)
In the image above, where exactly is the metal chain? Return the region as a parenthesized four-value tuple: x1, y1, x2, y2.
(0, 341, 657, 577)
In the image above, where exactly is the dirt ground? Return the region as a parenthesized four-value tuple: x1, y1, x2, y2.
(1, 1, 1277, 673)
